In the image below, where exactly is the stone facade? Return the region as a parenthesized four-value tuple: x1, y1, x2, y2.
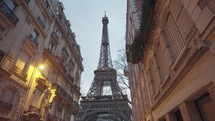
(0, 0, 83, 121)
(126, 0, 215, 121)
(126, 0, 143, 120)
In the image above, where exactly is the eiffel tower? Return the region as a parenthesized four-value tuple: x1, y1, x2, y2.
(76, 14, 131, 121)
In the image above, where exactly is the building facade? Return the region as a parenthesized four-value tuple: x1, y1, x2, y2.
(126, 0, 143, 120)
(126, 0, 215, 121)
(0, 0, 83, 121)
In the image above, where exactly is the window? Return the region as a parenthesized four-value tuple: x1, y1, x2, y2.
(175, 109, 183, 121)
(62, 47, 69, 57)
(37, 14, 46, 28)
(165, 14, 185, 58)
(48, 42, 56, 52)
(30, 29, 39, 42)
(16, 51, 31, 71)
(44, 0, 49, 7)
(4, 0, 17, 11)
(41, 61, 50, 77)
(196, 94, 215, 121)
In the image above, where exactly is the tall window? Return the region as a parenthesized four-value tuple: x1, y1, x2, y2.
(30, 29, 39, 42)
(156, 41, 168, 81)
(41, 61, 50, 77)
(16, 51, 31, 71)
(165, 14, 185, 58)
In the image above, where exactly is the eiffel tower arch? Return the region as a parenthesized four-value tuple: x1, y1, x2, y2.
(76, 14, 131, 121)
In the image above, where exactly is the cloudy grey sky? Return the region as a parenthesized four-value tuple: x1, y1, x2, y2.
(60, 0, 127, 95)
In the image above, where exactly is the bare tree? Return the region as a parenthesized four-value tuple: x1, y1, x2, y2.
(113, 49, 131, 104)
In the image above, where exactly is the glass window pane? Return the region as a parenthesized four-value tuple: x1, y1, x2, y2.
(4, 0, 16, 10)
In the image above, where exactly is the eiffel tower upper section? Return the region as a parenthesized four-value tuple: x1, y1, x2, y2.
(85, 14, 122, 98)
(97, 13, 113, 69)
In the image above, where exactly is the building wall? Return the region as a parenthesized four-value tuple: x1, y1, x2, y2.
(126, 0, 143, 120)
(0, 0, 83, 121)
(126, 0, 215, 121)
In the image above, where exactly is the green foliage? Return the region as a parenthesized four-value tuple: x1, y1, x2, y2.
(129, 0, 157, 64)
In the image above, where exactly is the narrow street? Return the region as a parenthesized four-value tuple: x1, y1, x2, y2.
(0, 0, 215, 121)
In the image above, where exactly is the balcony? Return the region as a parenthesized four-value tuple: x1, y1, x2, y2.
(0, 1, 19, 25)
(51, 31, 59, 41)
(53, 83, 73, 104)
(62, 47, 69, 57)
(28, 35, 39, 47)
(67, 74, 74, 83)
(60, 63, 67, 73)
(12, 65, 27, 79)
(0, 100, 12, 112)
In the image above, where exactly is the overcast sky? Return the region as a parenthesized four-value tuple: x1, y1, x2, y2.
(60, 0, 127, 95)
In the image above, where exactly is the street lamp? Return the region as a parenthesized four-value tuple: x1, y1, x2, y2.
(38, 64, 45, 70)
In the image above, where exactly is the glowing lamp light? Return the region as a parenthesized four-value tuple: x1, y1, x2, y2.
(39, 65, 45, 70)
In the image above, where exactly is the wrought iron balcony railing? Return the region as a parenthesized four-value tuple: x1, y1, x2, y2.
(29, 34, 39, 47)
(0, 100, 13, 112)
(60, 62, 67, 73)
(0, 1, 19, 25)
(54, 83, 74, 104)
(62, 47, 69, 57)
(51, 31, 59, 40)
(67, 74, 74, 83)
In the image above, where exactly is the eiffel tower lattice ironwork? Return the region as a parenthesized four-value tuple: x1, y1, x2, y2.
(76, 14, 131, 121)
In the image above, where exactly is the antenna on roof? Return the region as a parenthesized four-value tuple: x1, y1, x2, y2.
(105, 11, 106, 17)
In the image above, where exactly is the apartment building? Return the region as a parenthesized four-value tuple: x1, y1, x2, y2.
(126, 0, 143, 120)
(0, 0, 83, 121)
(126, 0, 215, 121)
